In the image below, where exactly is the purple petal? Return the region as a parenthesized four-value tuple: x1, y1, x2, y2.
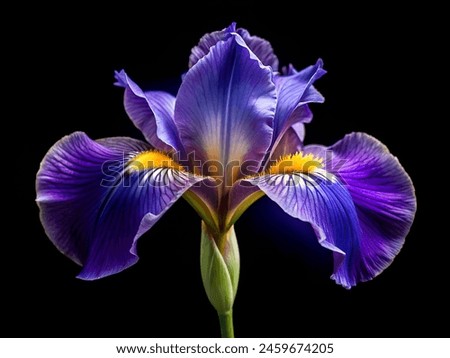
(290, 104, 314, 128)
(227, 180, 263, 227)
(272, 60, 325, 141)
(307, 133, 416, 286)
(188, 23, 236, 68)
(183, 181, 221, 234)
(175, 34, 276, 178)
(270, 126, 304, 161)
(281, 64, 298, 76)
(114, 70, 183, 153)
(247, 170, 362, 288)
(236, 28, 279, 70)
(268, 106, 313, 164)
(189, 23, 279, 70)
(36, 132, 201, 280)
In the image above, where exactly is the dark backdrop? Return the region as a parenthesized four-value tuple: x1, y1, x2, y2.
(6, 2, 444, 337)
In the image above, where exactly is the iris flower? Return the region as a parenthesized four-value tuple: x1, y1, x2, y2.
(36, 23, 416, 337)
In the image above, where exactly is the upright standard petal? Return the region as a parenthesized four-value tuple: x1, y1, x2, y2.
(247, 168, 362, 288)
(114, 70, 183, 153)
(270, 126, 304, 161)
(189, 23, 279, 70)
(36, 132, 201, 280)
(176, 34, 277, 179)
(269, 106, 313, 164)
(306, 133, 416, 285)
(272, 60, 325, 141)
(236, 28, 279, 70)
(188, 23, 236, 68)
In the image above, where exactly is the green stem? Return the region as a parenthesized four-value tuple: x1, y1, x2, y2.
(218, 310, 234, 338)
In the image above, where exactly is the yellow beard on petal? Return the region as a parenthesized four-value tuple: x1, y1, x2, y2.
(127, 151, 184, 172)
(267, 152, 323, 175)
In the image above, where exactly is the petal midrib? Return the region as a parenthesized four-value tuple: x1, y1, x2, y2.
(221, 46, 238, 172)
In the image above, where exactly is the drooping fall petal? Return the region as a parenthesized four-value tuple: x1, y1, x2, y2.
(36, 132, 202, 279)
(246, 169, 362, 288)
(305, 133, 416, 286)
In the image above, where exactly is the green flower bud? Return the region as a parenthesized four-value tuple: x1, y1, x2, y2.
(200, 221, 239, 315)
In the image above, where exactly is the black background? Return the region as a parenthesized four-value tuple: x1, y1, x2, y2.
(6, 2, 445, 337)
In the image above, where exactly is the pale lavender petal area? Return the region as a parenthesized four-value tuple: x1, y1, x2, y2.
(291, 121, 307, 143)
(114, 70, 183, 153)
(306, 133, 416, 285)
(246, 171, 362, 288)
(289, 105, 314, 135)
(175, 34, 277, 178)
(189, 23, 279, 70)
(36, 132, 202, 280)
(272, 60, 325, 141)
